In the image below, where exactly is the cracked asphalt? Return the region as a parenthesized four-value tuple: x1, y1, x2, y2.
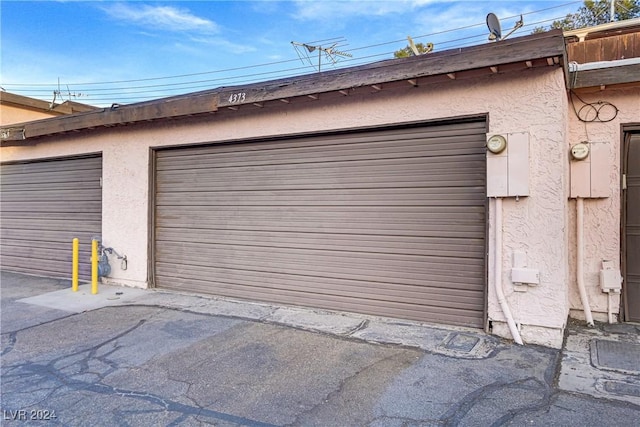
(1, 271, 639, 426)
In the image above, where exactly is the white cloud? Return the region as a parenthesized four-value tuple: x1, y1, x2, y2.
(101, 3, 219, 34)
(290, 0, 450, 20)
(188, 36, 258, 54)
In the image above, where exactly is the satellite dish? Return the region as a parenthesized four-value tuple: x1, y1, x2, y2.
(486, 13, 524, 42)
(486, 13, 502, 41)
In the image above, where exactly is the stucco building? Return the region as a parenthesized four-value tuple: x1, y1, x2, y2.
(0, 91, 96, 126)
(1, 23, 639, 348)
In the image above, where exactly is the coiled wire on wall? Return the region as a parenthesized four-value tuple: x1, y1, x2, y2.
(569, 90, 619, 123)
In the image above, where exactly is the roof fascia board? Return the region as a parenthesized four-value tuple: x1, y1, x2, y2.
(1, 30, 564, 143)
(569, 61, 640, 88)
(217, 31, 565, 108)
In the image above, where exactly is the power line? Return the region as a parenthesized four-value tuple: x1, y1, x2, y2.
(1, 2, 582, 106)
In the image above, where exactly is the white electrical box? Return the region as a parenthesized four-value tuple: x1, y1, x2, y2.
(511, 250, 540, 291)
(487, 132, 530, 197)
(512, 268, 541, 285)
(570, 142, 610, 198)
(600, 260, 622, 292)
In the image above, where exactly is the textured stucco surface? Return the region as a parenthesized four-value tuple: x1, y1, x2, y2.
(0, 104, 59, 126)
(567, 87, 640, 322)
(0, 66, 571, 346)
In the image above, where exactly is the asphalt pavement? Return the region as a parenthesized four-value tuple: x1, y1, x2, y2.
(1, 271, 639, 426)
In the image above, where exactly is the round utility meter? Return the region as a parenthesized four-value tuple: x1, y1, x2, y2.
(571, 143, 590, 160)
(487, 134, 507, 154)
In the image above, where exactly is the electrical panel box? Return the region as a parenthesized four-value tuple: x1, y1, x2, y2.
(600, 260, 622, 292)
(570, 142, 610, 198)
(511, 250, 540, 292)
(486, 132, 530, 197)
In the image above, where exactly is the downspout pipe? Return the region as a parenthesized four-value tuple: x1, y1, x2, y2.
(494, 198, 524, 345)
(576, 197, 595, 327)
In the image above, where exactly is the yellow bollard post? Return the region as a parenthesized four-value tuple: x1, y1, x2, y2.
(72, 238, 79, 292)
(91, 239, 99, 295)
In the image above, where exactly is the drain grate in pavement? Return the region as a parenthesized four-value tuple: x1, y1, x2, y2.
(603, 380, 640, 397)
(441, 333, 480, 353)
(602, 323, 640, 335)
(591, 340, 640, 373)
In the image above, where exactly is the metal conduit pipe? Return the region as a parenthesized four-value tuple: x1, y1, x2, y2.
(494, 198, 524, 345)
(576, 197, 595, 327)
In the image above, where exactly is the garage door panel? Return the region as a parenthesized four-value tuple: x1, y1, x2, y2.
(155, 264, 484, 308)
(2, 228, 100, 244)
(0, 156, 101, 175)
(156, 244, 485, 288)
(154, 274, 484, 327)
(0, 218, 101, 233)
(0, 168, 102, 185)
(156, 131, 486, 169)
(0, 201, 102, 214)
(0, 256, 92, 279)
(1, 188, 102, 202)
(158, 205, 486, 218)
(157, 208, 486, 225)
(157, 175, 485, 192)
(1, 181, 101, 192)
(162, 121, 485, 155)
(1, 244, 92, 263)
(157, 262, 484, 300)
(157, 156, 484, 179)
(158, 220, 485, 241)
(156, 187, 486, 207)
(156, 228, 485, 257)
(155, 121, 486, 327)
(0, 155, 102, 281)
(157, 122, 486, 163)
(157, 144, 484, 171)
(153, 276, 484, 315)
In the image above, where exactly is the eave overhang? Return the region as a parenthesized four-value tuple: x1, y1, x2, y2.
(1, 30, 565, 145)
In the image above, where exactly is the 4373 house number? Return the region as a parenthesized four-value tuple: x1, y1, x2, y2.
(228, 92, 246, 103)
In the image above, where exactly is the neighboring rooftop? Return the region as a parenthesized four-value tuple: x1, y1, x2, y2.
(564, 18, 640, 88)
(0, 91, 97, 126)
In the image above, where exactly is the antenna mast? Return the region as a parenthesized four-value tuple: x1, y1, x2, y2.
(291, 38, 352, 72)
(610, 0, 616, 22)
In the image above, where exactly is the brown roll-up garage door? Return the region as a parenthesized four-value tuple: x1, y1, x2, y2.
(0, 155, 102, 281)
(154, 120, 487, 327)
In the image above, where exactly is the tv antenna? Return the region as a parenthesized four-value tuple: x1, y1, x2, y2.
(486, 13, 523, 42)
(291, 37, 353, 72)
(50, 77, 84, 109)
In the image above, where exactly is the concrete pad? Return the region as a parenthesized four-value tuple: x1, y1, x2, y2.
(123, 290, 276, 321)
(558, 319, 640, 405)
(17, 283, 149, 313)
(351, 319, 499, 358)
(267, 306, 367, 336)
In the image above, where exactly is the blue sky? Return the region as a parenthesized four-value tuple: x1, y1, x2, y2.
(0, 1, 584, 106)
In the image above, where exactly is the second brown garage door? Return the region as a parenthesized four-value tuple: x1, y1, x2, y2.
(1, 155, 102, 281)
(154, 120, 487, 327)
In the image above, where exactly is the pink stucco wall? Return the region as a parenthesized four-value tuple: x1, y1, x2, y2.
(0, 104, 59, 126)
(567, 86, 640, 322)
(0, 66, 571, 346)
